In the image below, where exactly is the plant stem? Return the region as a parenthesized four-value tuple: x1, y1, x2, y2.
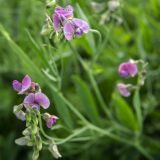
(55, 127, 88, 145)
(37, 111, 54, 142)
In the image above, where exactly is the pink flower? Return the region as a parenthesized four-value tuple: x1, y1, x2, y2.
(117, 83, 132, 97)
(63, 18, 90, 41)
(43, 113, 58, 128)
(52, 5, 74, 32)
(23, 92, 50, 109)
(52, 5, 90, 41)
(118, 59, 138, 78)
(12, 75, 32, 94)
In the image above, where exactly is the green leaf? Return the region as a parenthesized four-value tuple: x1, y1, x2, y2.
(73, 76, 101, 126)
(113, 92, 138, 131)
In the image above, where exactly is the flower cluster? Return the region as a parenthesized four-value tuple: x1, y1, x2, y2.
(117, 59, 147, 97)
(12, 75, 61, 159)
(52, 5, 90, 41)
(117, 59, 138, 97)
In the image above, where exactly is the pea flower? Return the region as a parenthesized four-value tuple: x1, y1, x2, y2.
(43, 113, 58, 128)
(117, 83, 132, 97)
(52, 5, 74, 32)
(12, 75, 32, 94)
(118, 59, 138, 78)
(23, 93, 50, 109)
(64, 18, 90, 40)
(52, 5, 90, 41)
(12, 75, 61, 159)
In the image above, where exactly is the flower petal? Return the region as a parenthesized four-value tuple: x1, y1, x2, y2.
(117, 83, 131, 97)
(127, 61, 138, 77)
(52, 13, 61, 32)
(46, 115, 58, 128)
(118, 63, 129, 78)
(64, 21, 75, 41)
(12, 80, 22, 92)
(23, 93, 35, 108)
(35, 92, 50, 109)
(20, 75, 32, 94)
(72, 18, 90, 33)
(55, 5, 73, 19)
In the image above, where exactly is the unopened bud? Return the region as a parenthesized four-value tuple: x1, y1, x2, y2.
(15, 137, 29, 146)
(46, 0, 56, 8)
(108, 0, 120, 12)
(48, 144, 62, 159)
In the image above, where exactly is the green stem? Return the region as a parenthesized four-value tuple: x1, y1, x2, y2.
(55, 127, 88, 145)
(135, 143, 153, 160)
(88, 124, 133, 146)
(89, 29, 102, 44)
(133, 88, 142, 134)
(37, 111, 54, 142)
(68, 43, 110, 117)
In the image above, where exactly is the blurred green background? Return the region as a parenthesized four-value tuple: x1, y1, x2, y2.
(0, 0, 160, 160)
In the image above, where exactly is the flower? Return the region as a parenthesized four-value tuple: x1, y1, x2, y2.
(118, 59, 138, 78)
(43, 113, 58, 128)
(64, 18, 90, 40)
(12, 75, 32, 94)
(117, 83, 132, 97)
(23, 92, 50, 109)
(52, 5, 74, 32)
(52, 5, 90, 41)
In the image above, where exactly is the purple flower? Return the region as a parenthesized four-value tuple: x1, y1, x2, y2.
(12, 75, 32, 94)
(43, 113, 58, 128)
(117, 83, 132, 97)
(118, 59, 138, 78)
(23, 92, 50, 109)
(46, 115, 58, 128)
(52, 5, 90, 40)
(52, 5, 74, 32)
(64, 18, 90, 41)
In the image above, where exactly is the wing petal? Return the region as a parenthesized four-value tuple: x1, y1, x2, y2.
(63, 21, 75, 41)
(72, 18, 90, 33)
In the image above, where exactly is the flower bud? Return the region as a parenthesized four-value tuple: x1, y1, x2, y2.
(43, 113, 58, 128)
(15, 137, 29, 146)
(13, 104, 23, 113)
(22, 127, 31, 136)
(46, 0, 56, 8)
(48, 144, 62, 159)
(13, 105, 26, 121)
(91, 2, 106, 13)
(15, 110, 26, 121)
(117, 83, 132, 97)
(108, 0, 120, 12)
